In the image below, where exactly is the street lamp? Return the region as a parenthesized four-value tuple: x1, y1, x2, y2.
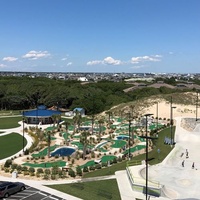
(156, 102, 159, 137)
(140, 113, 153, 200)
(170, 97, 176, 147)
(22, 111, 25, 153)
(128, 112, 132, 160)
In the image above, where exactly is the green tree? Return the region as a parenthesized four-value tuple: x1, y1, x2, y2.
(80, 131, 90, 160)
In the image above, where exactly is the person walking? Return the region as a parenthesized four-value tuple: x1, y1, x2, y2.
(182, 160, 185, 167)
(186, 149, 189, 158)
(192, 162, 195, 169)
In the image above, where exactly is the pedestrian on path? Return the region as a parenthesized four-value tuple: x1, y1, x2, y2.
(186, 149, 189, 158)
(182, 160, 185, 167)
(192, 162, 195, 169)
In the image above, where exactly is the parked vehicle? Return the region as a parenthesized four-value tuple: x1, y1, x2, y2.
(0, 181, 26, 198)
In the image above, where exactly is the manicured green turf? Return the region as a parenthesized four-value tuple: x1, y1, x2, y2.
(0, 116, 22, 129)
(23, 160, 67, 168)
(83, 126, 175, 178)
(31, 145, 58, 157)
(47, 179, 121, 200)
(0, 133, 27, 159)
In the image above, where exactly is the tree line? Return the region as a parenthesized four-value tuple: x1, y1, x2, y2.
(0, 76, 191, 114)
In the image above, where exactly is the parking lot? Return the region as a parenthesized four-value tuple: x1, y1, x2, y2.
(0, 185, 65, 200)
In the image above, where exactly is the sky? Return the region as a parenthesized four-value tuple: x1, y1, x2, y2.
(0, 0, 200, 73)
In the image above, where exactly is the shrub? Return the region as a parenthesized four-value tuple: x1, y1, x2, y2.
(4, 159, 12, 168)
(68, 169, 76, 178)
(76, 166, 82, 176)
(118, 156, 122, 162)
(11, 164, 18, 170)
(22, 166, 28, 171)
(83, 166, 89, 172)
(24, 149, 29, 155)
(102, 162, 108, 167)
(95, 164, 102, 169)
(44, 169, 51, 175)
(4, 168, 9, 173)
(51, 174, 57, 180)
(23, 171, 29, 176)
(113, 157, 117, 164)
(37, 168, 44, 174)
(89, 165, 95, 171)
(16, 165, 22, 171)
(29, 167, 35, 173)
(43, 174, 49, 180)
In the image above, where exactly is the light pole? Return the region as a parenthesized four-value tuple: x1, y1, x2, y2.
(196, 91, 199, 121)
(170, 97, 176, 147)
(128, 112, 131, 160)
(142, 113, 153, 200)
(156, 102, 159, 137)
(22, 111, 25, 153)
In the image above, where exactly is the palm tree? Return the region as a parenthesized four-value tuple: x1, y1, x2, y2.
(64, 120, 70, 145)
(98, 117, 104, 142)
(47, 131, 51, 158)
(80, 131, 90, 160)
(73, 111, 82, 133)
(51, 114, 57, 126)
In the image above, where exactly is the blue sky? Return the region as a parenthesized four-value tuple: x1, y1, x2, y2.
(0, 0, 200, 73)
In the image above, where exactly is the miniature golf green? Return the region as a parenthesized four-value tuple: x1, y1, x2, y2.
(31, 145, 58, 157)
(23, 160, 67, 168)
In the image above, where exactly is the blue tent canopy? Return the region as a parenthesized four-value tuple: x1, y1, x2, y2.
(23, 109, 61, 117)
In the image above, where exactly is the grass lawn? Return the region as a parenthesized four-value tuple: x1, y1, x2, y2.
(0, 133, 27, 159)
(47, 179, 121, 200)
(0, 116, 22, 129)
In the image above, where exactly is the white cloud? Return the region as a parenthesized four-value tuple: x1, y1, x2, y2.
(131, 55, 162, 64)
(87, 56, 122, 66)
(3, 57, 18, 62)
(61, 57, 68, 61)
(67, 62, 72, 66)
(103, 57, 122, 65)
(22, 50, 50, 60)
(0, 64, 6, 68)
(87, 60, 102, 65)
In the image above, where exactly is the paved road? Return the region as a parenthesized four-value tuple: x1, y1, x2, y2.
(0, 185, 65, 200)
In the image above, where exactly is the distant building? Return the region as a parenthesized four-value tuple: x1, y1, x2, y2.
(78, 77, 88, 82)
(73, 108, 85, 116)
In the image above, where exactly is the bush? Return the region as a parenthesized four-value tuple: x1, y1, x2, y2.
(76, 166, 82, 176)
(83, 166, 89, 172)
(43, 174, 49, 180)
(16, 165, 22, 171)
(4, 159, 12, 168)
(113, 157, 117, 164)
(37, 168, 44, 174)
(95, 164, 102, 169)
(51, 174, 57, 180)
(68, 169, 76, 178)
(22, 166, 28, 171)
(24, 149, 29, 155)
(11, 164, 18, 170)
(102, 162, 108, 167)
(29, 167, 35, 173)
(4, 168, 9, 173)
(89, 165, 95, 171)
(44, 169, 51, 175)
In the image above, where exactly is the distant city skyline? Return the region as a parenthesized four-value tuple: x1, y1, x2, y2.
(0, 0, 200, 73)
